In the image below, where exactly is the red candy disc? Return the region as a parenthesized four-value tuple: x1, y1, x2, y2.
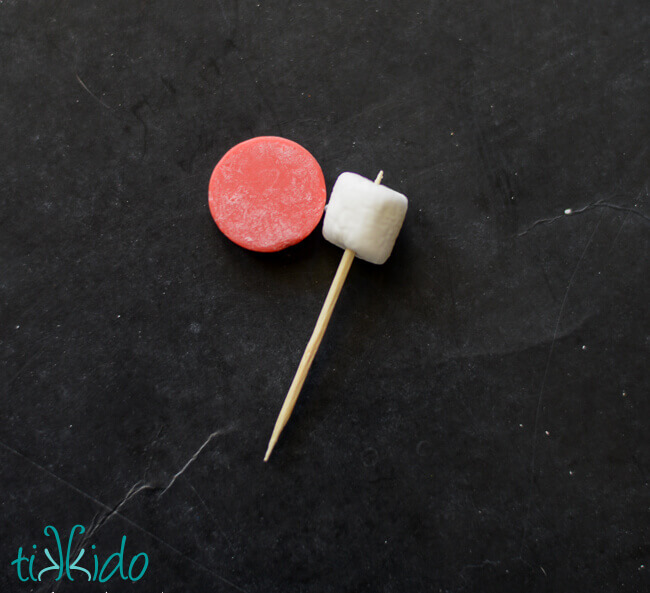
(208, 136, 326, 252)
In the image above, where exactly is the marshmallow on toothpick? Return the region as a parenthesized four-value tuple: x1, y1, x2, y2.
(323, 172, 408, 264)
(264, 171, 408, 461)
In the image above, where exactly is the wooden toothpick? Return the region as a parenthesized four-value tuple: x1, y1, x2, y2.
(264, 170, 384, 461)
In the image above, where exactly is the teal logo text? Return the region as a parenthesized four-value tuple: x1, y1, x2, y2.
(11, 525, 148, 583)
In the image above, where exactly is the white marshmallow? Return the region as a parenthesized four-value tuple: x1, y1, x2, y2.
(322, 172, 408, 264)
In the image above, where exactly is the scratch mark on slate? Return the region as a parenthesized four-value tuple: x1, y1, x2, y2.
(517, 199, 649, 237)
(607, 211, 631, 256)
(76, 73, 113, 111)
(185, 477, 236, 553)
(0, 438, 247, 592)
(519, 213, 604, 554)
(159, 427, 234, 496)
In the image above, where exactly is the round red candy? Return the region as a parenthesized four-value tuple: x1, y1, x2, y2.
(208, 136, 326, 252)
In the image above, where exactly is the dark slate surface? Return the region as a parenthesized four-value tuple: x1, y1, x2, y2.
(1, 1, 648, 591)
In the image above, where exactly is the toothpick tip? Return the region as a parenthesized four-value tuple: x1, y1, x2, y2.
(375, 170, 384, 184)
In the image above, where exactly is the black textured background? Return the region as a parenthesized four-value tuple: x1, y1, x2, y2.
(1, 1, 649, 592)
